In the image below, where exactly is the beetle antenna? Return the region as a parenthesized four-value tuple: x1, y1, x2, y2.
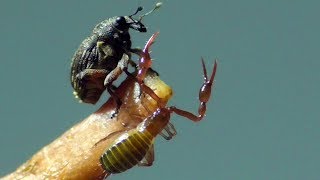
(129, 6, 144, 17)
(139, 2, 162, 21)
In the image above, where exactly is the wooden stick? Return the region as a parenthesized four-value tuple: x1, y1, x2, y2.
(2, 70, 172, 180)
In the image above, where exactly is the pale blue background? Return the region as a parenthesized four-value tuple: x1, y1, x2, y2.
(1, 0, 319, 179)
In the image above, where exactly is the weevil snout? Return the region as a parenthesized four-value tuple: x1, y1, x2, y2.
(130, 22, 147, 32)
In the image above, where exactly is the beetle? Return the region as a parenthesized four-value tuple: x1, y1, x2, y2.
(99, 33, 218, 175)
(70, 3, 161, 107)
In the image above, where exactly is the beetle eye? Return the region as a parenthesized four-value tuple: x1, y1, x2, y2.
(115, 16, 127, 29)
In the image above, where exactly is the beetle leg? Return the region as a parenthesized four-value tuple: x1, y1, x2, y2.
(108, 84, 119, 106)
(106, 87, 122, 116)
(128, 59, 137, 69)
(130, 48, 143, 57)
(109, 84, 118, 91)
(168, 59, 217, 122)
(138, 145, 154, 167)
(103, 54, 130, 113)
(74, 69, 109, 104)
(77, 69, 108, 80)
(104, 54, 129, 86)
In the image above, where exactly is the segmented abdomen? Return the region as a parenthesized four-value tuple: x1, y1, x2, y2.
(100, 130, 154, 174)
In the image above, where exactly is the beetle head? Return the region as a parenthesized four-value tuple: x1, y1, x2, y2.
(113, 7, 146, 33)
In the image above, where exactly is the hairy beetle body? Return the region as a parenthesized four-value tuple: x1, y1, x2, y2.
(70, 9, 148, 104)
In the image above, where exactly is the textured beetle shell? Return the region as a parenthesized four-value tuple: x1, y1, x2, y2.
(70, 17, 133, 104)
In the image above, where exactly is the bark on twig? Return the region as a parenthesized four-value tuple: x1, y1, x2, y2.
(2, 71, 172, 180)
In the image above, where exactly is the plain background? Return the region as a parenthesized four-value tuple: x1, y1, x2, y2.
(1, 0, 319, 179)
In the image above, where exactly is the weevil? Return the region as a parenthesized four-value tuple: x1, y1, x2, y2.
(70, 3, 162, 106)
(99, 33, 218, 175)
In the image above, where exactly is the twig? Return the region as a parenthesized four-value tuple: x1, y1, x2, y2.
(2, 70, 172, 180)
